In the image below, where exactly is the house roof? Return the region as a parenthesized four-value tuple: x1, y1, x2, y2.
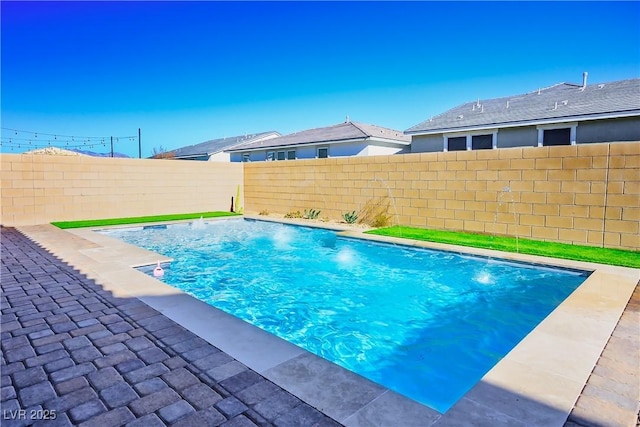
(406, 78, 640, 135)
(226, 121, 410, 152)
(171, 131, 280, 158)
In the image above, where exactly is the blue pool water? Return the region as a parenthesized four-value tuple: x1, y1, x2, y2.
(103, 219, 590, 412)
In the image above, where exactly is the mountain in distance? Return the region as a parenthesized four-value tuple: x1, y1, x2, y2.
(24, 147, 131, 158)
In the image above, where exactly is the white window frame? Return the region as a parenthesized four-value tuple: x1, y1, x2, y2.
(317, 146, 329, 158)
(537, 123, 577, 147)
(444, 135, 467, 152)
(471, 134, 495, 150)
(287, 150, 296, 160)
(443, 130, 498, 151)
(266, 151, 275, 161)
(242, 153, 250, 162)
(276, 151, 286, 161)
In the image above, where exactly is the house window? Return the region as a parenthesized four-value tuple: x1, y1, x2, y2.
(444, 130, 497, 151)
(276, 151, 286, 161)
(317, 147, 328, 158)
(537, 124, 577, 146)
(472, 134, 493, 150)
(543, 128, 571, 146)
(447, 137, 466, 151)
(287, 150, 296, 160)
(242, 153, 251, 162)
(266, 151, 275, 161)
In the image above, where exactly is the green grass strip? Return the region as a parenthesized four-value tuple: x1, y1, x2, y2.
(367, 225, 640, 268)
(51, 211, 241, 229)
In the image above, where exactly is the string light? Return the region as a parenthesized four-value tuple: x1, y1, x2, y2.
(1, 127, 138, 152)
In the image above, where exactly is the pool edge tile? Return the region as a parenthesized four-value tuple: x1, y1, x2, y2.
(263, 352, 386, 424)
(342, 389, 441, 427)
(434, 396, 528, 427)
(138, 293, 309, 374)
(463, 361, 584, 427)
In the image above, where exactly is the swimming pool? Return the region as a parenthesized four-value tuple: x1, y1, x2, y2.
(103, 219, 590, 413)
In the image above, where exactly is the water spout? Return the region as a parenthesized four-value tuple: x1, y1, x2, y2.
(192, 216, 206, 230)
(153, 260, 164, 277)
(474, 271, 494, 285)
(272, 226, 294, 249)
(492, 184, 519, 253)
(360, 177, 400, 229)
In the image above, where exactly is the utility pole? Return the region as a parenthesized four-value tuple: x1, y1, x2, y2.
(138, 128, 141, 159)
(110, 136, 114, 157)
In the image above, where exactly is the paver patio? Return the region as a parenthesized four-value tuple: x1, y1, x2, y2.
(1, 225, 638, 426)
(565, 282, 639, 427)
(1, 226, 341, 426)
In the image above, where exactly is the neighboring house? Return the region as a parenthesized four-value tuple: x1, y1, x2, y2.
(406, 74, 640, 152)
(226, 120, 411, 162)
(170, 131, 280, 161)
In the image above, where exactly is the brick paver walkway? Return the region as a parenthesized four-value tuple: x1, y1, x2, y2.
(1, 227, 342, 427)
(3, 225, 638, 427)
(565, 281, 640, 427)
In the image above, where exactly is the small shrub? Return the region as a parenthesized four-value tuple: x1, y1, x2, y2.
(259, 209, 269, 216)
(342, 210, 358, 224)
(284, 210, 302, 218)
(360, 197, 393, 228)
(371, 211, 392, 228)
(303, 209, 321, 220)
(151, 146, 175, 159)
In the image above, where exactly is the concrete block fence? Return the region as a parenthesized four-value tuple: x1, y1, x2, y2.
(1, 141, 638, 250)
(244, 142, 639, 251)
(0, 155, 243, 226)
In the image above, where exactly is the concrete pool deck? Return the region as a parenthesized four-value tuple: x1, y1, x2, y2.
(3, 218, 639, 426)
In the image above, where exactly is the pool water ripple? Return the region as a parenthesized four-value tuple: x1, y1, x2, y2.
(104, 219, 589, 413)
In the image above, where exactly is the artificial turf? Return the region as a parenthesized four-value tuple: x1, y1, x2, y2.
(51, 211, 240, 229)
(367, 225, 640, 268)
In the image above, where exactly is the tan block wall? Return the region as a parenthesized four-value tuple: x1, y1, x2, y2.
(0, 154, 243, 226)
(244, 142, 640, 251)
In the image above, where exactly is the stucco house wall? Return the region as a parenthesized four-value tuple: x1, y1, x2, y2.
(230, 152, 262, 162)
(576, 117, 640, 143)
(362, 145, 405, 156)
(411, 120, 640, 153)
(298, 146, 321, 158)
(496, 127, 539, 148)
(208, 151, 231, 162)
(410, 135, 444, 153)
(232, 140, 404, 162)
(412, 127, 538, 152)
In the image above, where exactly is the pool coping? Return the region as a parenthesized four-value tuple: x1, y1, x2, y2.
(17, 218, 639, 426)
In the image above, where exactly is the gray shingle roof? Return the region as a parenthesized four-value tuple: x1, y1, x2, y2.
(171, 131, 280, 158)
(406, 78, 640, 134)
(226, 121, 410, 152)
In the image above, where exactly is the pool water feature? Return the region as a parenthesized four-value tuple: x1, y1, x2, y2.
(103, 219, 590, 413)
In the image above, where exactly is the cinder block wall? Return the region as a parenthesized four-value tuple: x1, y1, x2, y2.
(245, 142, 639, 250)
(0, 154, 243, 226)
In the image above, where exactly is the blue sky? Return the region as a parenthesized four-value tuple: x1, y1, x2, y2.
(2, 1, 639, 158)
